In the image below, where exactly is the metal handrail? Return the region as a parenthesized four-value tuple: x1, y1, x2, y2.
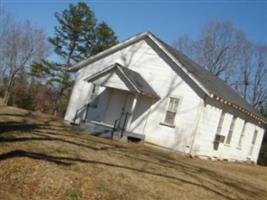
(120, 111, 131, 137)
(83, 103, 91, 122)
(112, 108, 130, 138)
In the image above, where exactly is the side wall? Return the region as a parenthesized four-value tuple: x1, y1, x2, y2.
(192, 104, 265, 163)
(65, 39, 203, 153)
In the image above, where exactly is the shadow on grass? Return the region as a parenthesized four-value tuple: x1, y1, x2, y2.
(0, 120, 265, 199)
(0, 135, 111, 151)
(0, 149, 235, 200)
(0, 120, 126, 152)
(0, 111, 34, 117)
(110, 147, 266, 198)
(0, 122, 40, 133)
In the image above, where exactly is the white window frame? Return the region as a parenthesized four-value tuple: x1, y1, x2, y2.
(216, 111, 225, 135)
(161, 97, 181, 127)
(225, 116, 237, 145)
(237, 121, 246, 149)
(249, 129, 258, 156)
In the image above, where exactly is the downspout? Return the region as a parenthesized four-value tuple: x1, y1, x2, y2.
(189, 96, 206, 157)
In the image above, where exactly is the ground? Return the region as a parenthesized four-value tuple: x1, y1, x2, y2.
(0, 106, 267, 200)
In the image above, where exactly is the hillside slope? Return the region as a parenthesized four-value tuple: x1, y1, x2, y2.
(0, 106, 267, 200)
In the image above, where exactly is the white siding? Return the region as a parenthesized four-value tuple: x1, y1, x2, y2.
(65, 39, 203, 153)
(93, 72, 130, 91)
(193, 104, 265, 163)
(64, 72, 91, 124)
(65, 38, 264, 163)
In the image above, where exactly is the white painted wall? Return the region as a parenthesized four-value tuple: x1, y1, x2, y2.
(192, 104, 265, 163)
(93, 72, 130, 91)
(86, 86, 111, 123)
(65, 39, 203, 153)
(65, 38, 264, 163)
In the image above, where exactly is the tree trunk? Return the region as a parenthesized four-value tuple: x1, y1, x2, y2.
(3, 90, 10, 105)
(2, 73, 16, 106)
(53, 85, 65, 117)
(53, 49, 73, 116)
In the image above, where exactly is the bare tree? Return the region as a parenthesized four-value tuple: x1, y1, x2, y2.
(174, 20, 241, 83)
(173, 19, 267, 111)
(0, 16, 48, 105)
(173, 34, 196, 59)
(0, 9, 12, 78)
(234, 34, 253, 100)
(249, 45, 267, 109)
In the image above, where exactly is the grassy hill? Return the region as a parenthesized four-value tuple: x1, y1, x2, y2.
(0, 106, 267, 200)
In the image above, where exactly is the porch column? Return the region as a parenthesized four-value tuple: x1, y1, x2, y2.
(126, 93, 138, 130)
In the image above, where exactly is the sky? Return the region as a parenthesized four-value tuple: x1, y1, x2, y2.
(1, 0, 267, 45)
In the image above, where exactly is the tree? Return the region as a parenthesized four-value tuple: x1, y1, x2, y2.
(173, 19, 267, 111)
(31, 2, 118, 116)
(174, 20, 241, 83)
(48, 2, 118, 64)
(49, 2, 97, 65)
(0, 11, 48, 105)
(91, 21, 118, 55)
(0, 9, 12, 89)
(173, 34, 196, 59)
(249, 45, 267, 110)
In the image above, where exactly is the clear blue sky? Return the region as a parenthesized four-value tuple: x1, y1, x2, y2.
(1, 0, 267, 45)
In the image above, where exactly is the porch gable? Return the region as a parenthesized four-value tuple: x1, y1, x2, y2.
(84, 63, 159, 99)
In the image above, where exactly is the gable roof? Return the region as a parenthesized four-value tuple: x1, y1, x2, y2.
(154, 36, 265, 120)
(84, 63, 159, 98)
(68, 31, 266, 124)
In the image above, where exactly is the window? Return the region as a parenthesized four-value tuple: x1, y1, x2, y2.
(225, 117, 237, 145)
(90, 84, 100, 108)
(238, 122, 246, 148)
(164, 97, 180, 125)
(249, 129, 258, 156)
(216, 112, 225, 135)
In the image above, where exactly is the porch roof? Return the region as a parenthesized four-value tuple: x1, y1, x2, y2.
(84, 63, 159, 99)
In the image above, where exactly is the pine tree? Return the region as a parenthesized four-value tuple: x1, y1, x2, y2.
(31, 2, 118, 116)
(49, 2, 97, 65)
(91, 21, 118, 55)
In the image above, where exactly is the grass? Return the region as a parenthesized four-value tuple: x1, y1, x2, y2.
(48, 146, 70, 155)
(0, 106, 267, 200)
(64, 190, 81, 200)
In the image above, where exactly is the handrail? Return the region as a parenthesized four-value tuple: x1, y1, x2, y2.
(121, 111, 131, 137)
(112, 109, 127, 138)
(83, 103, 91, 122)
(113, 119, 119, 131)
(112, 119, 119, 138)
(73, 103, 90, 124)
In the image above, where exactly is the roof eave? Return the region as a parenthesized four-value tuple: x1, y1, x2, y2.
(68, 32, 150, 72)
(209, 94, 267, 125)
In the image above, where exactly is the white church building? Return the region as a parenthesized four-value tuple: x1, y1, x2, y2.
(65, 32, 266, 163)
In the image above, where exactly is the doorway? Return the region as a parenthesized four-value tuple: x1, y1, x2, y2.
(102, 89, 133, 127)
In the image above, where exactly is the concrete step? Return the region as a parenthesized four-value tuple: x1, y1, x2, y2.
(79, 121, 145, 142)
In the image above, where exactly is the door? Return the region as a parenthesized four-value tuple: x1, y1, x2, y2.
(103, 89, 133, 126)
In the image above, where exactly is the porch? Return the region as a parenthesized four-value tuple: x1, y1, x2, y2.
(78, 63, 159, 141)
